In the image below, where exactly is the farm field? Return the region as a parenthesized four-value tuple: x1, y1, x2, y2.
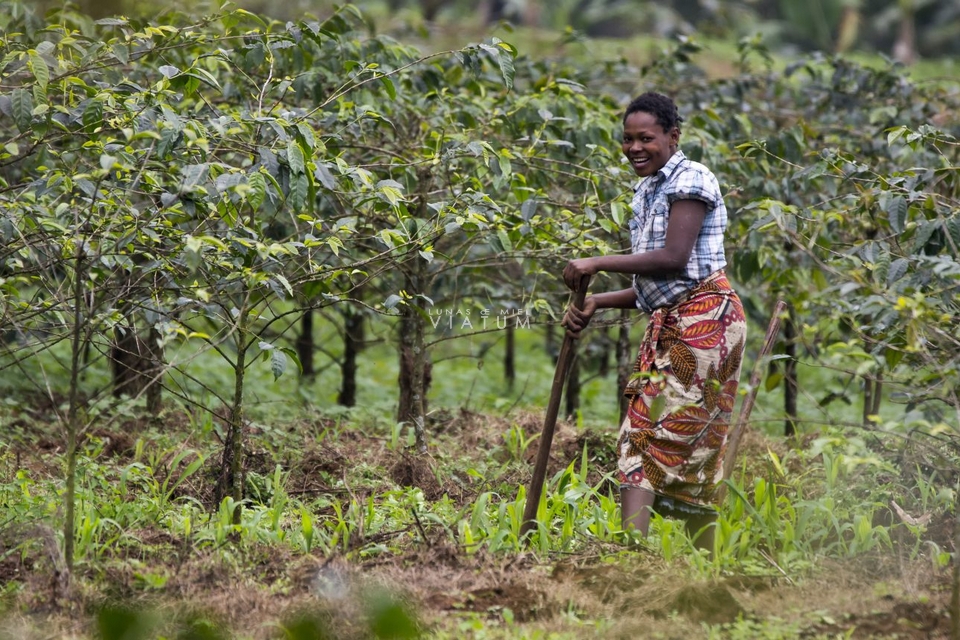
(1, 322, 956, 638)
(1, 0, 959, 637)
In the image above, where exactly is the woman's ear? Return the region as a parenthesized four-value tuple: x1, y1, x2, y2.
(670, 126, 680, 145)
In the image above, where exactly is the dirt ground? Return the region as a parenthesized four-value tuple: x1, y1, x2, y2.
(0, 409, 956, 639)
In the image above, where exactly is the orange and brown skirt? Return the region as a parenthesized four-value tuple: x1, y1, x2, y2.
(618, 270, 747, 510)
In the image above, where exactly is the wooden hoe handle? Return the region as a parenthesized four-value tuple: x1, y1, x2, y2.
(520, 275, 590, 542)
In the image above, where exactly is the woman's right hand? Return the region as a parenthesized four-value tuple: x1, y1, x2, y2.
(561, 295, 598, 338)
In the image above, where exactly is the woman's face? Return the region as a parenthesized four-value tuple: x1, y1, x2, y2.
(621, 110, 679, 178)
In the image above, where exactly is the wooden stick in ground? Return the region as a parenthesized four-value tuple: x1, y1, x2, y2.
(720, 299, 787, 492)
(520, 275, 590, 542)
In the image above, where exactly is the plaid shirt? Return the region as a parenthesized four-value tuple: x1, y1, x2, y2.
(629, 150, 728, 313)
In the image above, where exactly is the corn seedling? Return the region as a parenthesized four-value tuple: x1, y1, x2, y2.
(502, 423, 539, 464)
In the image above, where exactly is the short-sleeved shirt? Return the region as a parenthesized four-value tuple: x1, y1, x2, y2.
(628, 150, 728, 312)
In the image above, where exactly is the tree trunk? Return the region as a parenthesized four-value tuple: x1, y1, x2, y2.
(397, 258, 430, 453)
(64, 246, 86, 576)
(863, 371, 883, 426)
(296, 308, 315, 378)
(217, 308, 249, 524)
(565, 351, 581, 421)
(951, 489, 960, 638)
(545, 322, 558, 364)
(784, 309, 798, 437)
(145, 326, 162, 414)
(111, 268, 164, 411)
(420, 0, 447, 21)
(484, 0, 506, 23)
(397, 173, 433, 454)
(338, 305, 365, 406)
(111, 324, 163, 409)
(871, 371, 883, 417)
(616, 308, 633, 424)
(834, 5, 860, 53)
(893, 0, 917, 64)
(504, 321, 515, 390)
(597, 325, 611, 378)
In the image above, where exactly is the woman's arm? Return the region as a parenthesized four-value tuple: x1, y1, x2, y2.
(562, 287, 636, 336)
(563, 200, 707, 288)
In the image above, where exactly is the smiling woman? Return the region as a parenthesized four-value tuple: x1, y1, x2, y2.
(561, 92, 746, 552)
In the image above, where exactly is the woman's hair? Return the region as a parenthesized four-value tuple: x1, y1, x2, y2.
(624, 92, 683, 132)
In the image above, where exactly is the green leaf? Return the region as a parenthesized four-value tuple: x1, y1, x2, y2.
(885, 196, 906, 233)
(11, 89, 32, 133)
(296, 122, 317, 149)
(180, 164, 209, 193)
(610, 201, 624, 226)
(83, 100, 103, 132)
(912, 221, 938, 253)
(314, 164, 336, 190)
(765, 371, 783, 392)
(111, 44, 129, 64)
(327, 237, 343, 256)
(520, 198, 539, 221)
(271, 348, 287, 380)
(497, 229, 512, 252)
(188, 67, 222, 91)
(648, 394, 666, 424)
(873, 251, 890, 286)
(279, 346, 303, 375)
(498, 155, 511, 179)
(886, 126, 907, 147)
(217, 201, 237, 226)
(287, 140, 305, 174)
(886, 258, 908, 286)
(379, 75, 396, 100)
(288, 172, 308, 211)
(27, 52, 48, 91)
(884, 347, 904, 369)
(247, 171, 266, 211)
(377, 180, 404, 206)
(273, 273, 294, 297)
(481, 39, 517, 90)
(496, 49, 516, 90)
(946, 219, 960, 249)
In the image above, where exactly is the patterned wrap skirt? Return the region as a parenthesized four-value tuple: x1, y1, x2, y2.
(618, 270, 746, 511)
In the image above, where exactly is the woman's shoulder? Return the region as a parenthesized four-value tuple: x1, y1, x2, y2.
(677, 157, 718, 180)
(667, 157, 722, 196)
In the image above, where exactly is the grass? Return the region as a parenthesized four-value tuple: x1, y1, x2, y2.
(0, 305, 955, 638)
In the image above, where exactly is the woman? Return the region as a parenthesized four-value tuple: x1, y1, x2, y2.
(562, 92, 746, 550)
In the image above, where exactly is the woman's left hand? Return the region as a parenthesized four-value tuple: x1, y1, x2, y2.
(561, 295, 598, 338)
(563, 258, 599, 289)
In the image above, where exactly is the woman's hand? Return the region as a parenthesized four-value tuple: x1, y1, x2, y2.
(563, 258, 600, 290)
(561, 295, 598, 338)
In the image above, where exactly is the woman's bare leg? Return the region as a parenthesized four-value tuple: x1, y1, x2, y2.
(684, 512, 717, 555)
(620, 486, 656, 535)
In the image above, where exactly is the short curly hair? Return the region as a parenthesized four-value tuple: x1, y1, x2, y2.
(623, 92, 683, 132)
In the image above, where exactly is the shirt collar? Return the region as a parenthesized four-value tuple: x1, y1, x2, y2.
(633, 150, 686, 191)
